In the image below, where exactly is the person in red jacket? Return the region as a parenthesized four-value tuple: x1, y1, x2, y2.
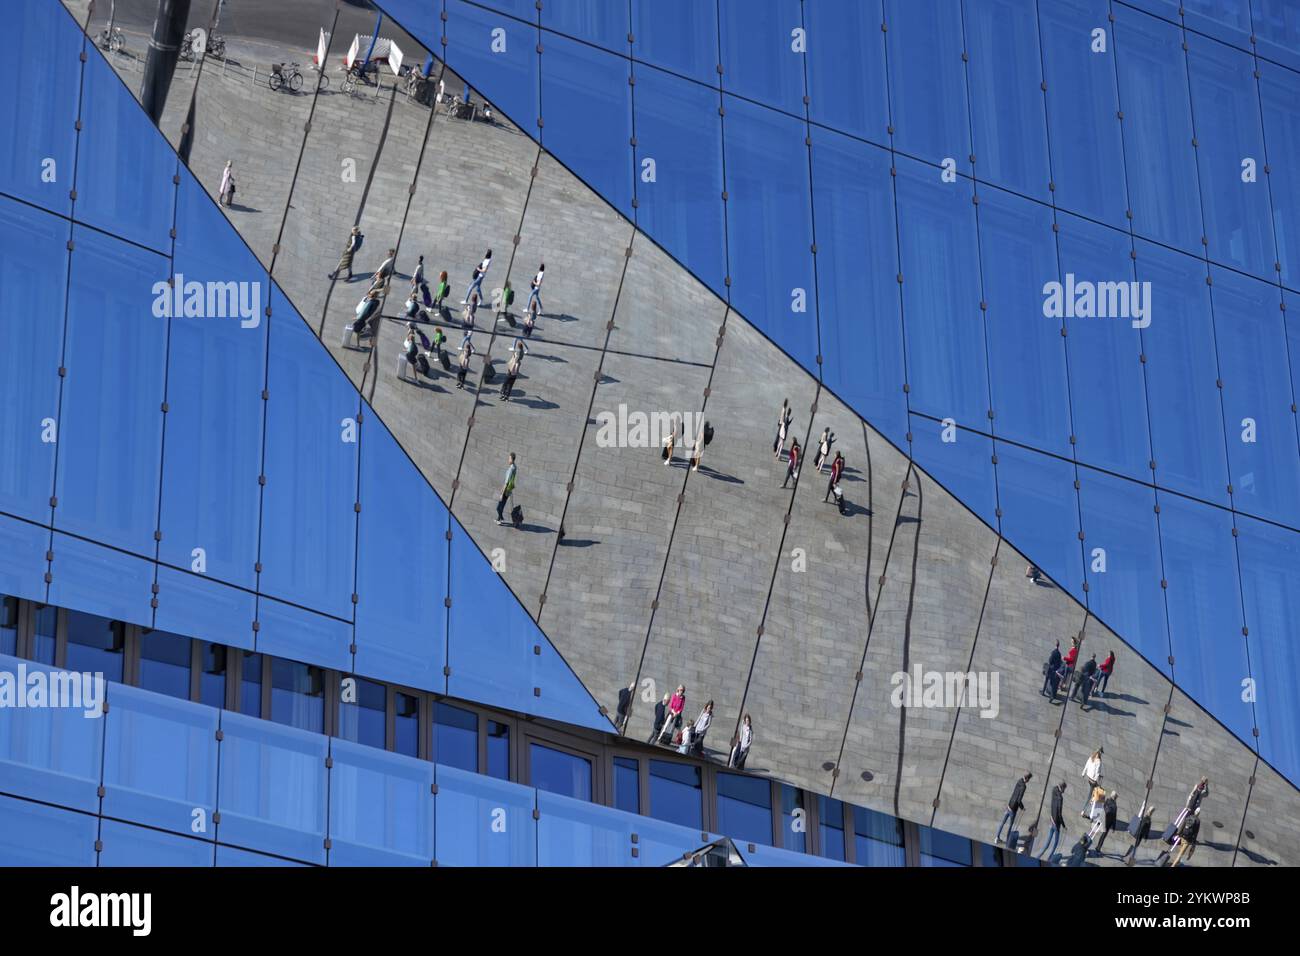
(782, 438, 801, 488)
(1061, 637, 1080, 697)
(824, 451, 845, 502)
(1098, 651, 1116, 696)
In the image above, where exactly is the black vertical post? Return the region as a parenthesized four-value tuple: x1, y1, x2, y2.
(140, 0, 193, 125)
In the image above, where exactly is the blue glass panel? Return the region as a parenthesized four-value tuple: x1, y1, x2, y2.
(47, 533, 153, 629)
(1058, 213, 1151, 482)
(159, 170, 265, 590)
(980, 189, 1071, 456)
(742, 842, 852, 867)
(138, 629, 191, 700)
(1158, 495, 1253, 745)
(31, 605, 56, 665)
(1, 599, 14, 658)
(1112, 6, 1202, 256)
(99, 819, 214, 866)
(338, 676, 385, 750)
(1039, 0, 1127, 228)
(542, 0, 627, 52)
(0, 794, 97, 866)
(435, 701, 477, 772)
(1212, 266, 1300, 527)
(994, 442, 1085, 600)
(447, 517, 605, 730)
(64, 611, 124, 683)
(722, 95, 818, 369)
(75, 48, 175, 252)
(445, 0, 538, 132)
(239, 651, 262, 718)
(154, 566, 256, 652)
(613, 755, 639, 814)
(102, 683, 219, 834)
(485, 719, 508, 777)
(811, 128, 906, 446)
(354, 405, 446, 690)
(718, 0, 804, 115)
(537, 789, 636, 866)
(965, 0, 1050, 200)
(717, 771, 772, 847)
(434, 764, 536, 866)
(0, 654, 104, 812)
(216, 844, 308, 866)
(1186, 34, 1274, 280)
(198, 642, 228, 710)
(1260, 62, 1300, 289)
(1253, 0, 1300, 72)
(805, 0, 889, 143)
(256, 597, 351, 674)
(258, 286, 357, 619)
(328, 739, 435, 866)
(1182, 0, 1253, 48)
(55, 227, 167, 554)
(268, 658, 325, 734)
(884, 0, 970, 171)
(540, 33, 632, 216)
(630, 65, 726, 291)
(529, 742, 592, 801)
(372, 0, 445, 51)
(648, 759, 702, 831)
(1136, 240, 1229, 505)
(818, 795, 846, 860)
(631, 0, 717, 85)
(0, 515, 49, 604)
(779, 786, 804, 850)
(894, 156, 985, 426)
(911, 417, 999, 532)
(216, 711, 327, 864)
(0, 198, 64, 523)
(918, 825, 973, 866)
(3, 0, 80, 215)
(1076, 469, 1170, 671)
(632, 817, 720, 867)
(1236, 516, 1300, 785)
(853, 805, 906, 866)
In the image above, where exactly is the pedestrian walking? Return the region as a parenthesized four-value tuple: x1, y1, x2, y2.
(1163, 807, 1201, 867)
(814, 427, 836, 472)
(689, 421, 711, 472)
(528, 263, 545, 315)
(351, 288, 382, 339)
(782, 438, 801, 488)
(500, 338, 528, 400)
(995, 771, 1032, 845)
(1042, 641, 1063, 697)
(495, 452, 517, 524)
(1073, 654, 1099, 707)
(729, 714, 753, 769)
(1039, 781, 1067, 862)
(1092, 790, 1118, 856)
(455, 334, 475, 388)
(824, 451, 845, 502)
(773, 399, 793, 459)
(218, 160, 235, 206)
(1098, 650, 1115, 696)
(647, 692, 670, 744)
(1123, 802, 1154, 866)
(464, 249, 492, 303)
(370, 248, 397, 294)
(1062, 636, 1080, 691)
(1080, 749, 1103, 817)
(330, 227, 363, 280)
(662, 415, 679, 466)
(658, 685, 686, 745)
(434, 270, 451, 309)
(412, 255, 426, 289)
(462, 289, 480, 329)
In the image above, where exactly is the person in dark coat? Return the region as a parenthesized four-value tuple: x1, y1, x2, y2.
(1038, 781, 1067, 862)
(1123, 802, 1154, 866)
(1168, 808, 1201, 866)
(646, 692, 669, 744)
(615, 681, 634, 733)
(1042, 642, 1062, 697)
(1092, 791, 1119, 855)
(1073, 654, 1098, 706)
(995, 771, 1032, 845)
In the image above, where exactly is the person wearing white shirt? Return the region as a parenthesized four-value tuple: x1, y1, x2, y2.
(729, 714, 753, 769)
(1080, 749, 1103, 817)
(464, 249, 492, 303)
(527, 263, 545, 315)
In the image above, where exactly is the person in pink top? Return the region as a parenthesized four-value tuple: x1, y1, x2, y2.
(658, 685, 686, 745)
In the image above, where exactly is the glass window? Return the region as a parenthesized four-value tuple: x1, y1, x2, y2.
(1260, 62, 1300, 288)
(98, 819, 214, 867)
(629, 65, 726, 292)
(910, 415, 999, 532)
(722, 95, 818, 369)
(1112, 6, 1202, 256)
(965, 0, 1051, 201)
(338, 675, 386, 750)
(884, 0, 970, 171)
(55, 227, 168, 556)
(1, 596, 16, 657)
(980, 842, 1008, 867)
(396, 693, 421, 759)
(717, 772, 772, 847)
(530, 742, 593, 802)
(47, 533, 153, 630)
(435, 764, 537, 866)
(648, 759, 702, 831)
(1254, 0, 1300, 72)
(537, 790, 635, 867)
(994, 442, 1085, 604)
(486, 719, 510, 779)
(811, 127, 907, 446)
(354, 406, 447, 691)
(154, 567, 256, 652)
(0, 198, 65, 524)
(138, 630, 191, 700)
(613, 756, 640, 815)
(268, 659, 325, 734)
(1039, 0, 1127, 229)
(0, 515, 48, 608)
(718, 0, 804, 115)
(780, 784, 806, 853)
(199, 641, 227, 710)
(31, 604, 56, 665)
(805, 0, 889, 143)
(919, 825, 973, 866)
(445, 0, 538, 133)
(435, 701, 478, 772)
(64, 611, 124, 683)
(239, 651, 263, 717)
(631, 0, 717, 85)
(1186, 34, 1274, 281)
(328, 739, 435, 865)
(542, 0, 627, 52)
(256, 596, 351, 674)
(0, 794, 97, 866)
(540, 33, 632, 218)
(853, 805, 905, 866)
(818, 795, 846, 861)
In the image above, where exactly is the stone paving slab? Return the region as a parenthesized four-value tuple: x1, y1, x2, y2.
(1237, 759, 1300, 867)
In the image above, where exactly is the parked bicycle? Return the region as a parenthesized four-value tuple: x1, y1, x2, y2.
(179, 29, 201, 61)
(207, 32, 227, 59)
(98, 25, 125, 54)
(268, 61, 304, 93)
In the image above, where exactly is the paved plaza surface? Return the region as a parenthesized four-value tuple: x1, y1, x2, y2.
(68, 0, 1300, 866)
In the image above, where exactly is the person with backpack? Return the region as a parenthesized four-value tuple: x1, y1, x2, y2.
(330, 227, 363, 280)
(1123, 801, 1155, 866)
(782, 438, 801, 488)
(500, 280, 516, 323)
(995, 771, 1032, 845)
(1038, 781, 1067, 862)
(528, 263, 545, 316)
(464, 249, 492, 303)
(495, 452, 517, 524)
(500, 338, 528, 400)
(1092, 790, 1119, 856)
(434, 270, 451, 309)
(455, 334, 475, 388)
(1162, 807, 1201, 867)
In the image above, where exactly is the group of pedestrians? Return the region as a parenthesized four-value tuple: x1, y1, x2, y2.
(661, 417, 715, 472)
(637, 685, 753, 768)
(1041, 638, 1115, 709)
(773, 401, 849, 514)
